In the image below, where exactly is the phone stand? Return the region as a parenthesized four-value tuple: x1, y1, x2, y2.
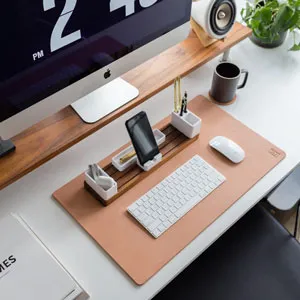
(0, 137, 16, 158)
(137, 153, 162, 172)
(112, 129, 166, 172)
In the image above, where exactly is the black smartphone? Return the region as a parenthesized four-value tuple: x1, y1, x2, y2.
(125, 111, 159, 166)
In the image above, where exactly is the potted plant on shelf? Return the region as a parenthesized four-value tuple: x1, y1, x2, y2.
(241, 0, 300, 50)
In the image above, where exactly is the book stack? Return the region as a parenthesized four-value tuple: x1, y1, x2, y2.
(0, 215, 89, 300)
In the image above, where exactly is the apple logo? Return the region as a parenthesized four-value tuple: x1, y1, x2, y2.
(104, 69, 111, 79)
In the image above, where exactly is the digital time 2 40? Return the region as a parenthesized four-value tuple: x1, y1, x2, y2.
(43, 0, 160, 53)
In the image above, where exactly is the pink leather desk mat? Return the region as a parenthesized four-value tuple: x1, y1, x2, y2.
(53, 95, 285, 285)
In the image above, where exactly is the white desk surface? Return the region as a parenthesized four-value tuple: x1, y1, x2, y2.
(1, 7, 300, 300)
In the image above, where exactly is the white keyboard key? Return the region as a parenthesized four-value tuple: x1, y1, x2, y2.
(165, 210, 172, 218)
(148, 219, 161, 231)
(209, 182, 217, 189)
(175, 195, 201, 218)
(128, 202, 138, 212)
(152, 212, 159, 219)
(149, 198, 155, 205)
(170, 206, 177, 213)
(169, 215, 177, 224)
(132, 210, 141, 218)
(219, 177, 226, 183)
(163, 220, 172, 229)
(138, 206, 146, 213)
(162, 196, 169, 203)
(143, 216, 154, 227)
(157, 208, 164, 215)
(158, 224, 166, 232)
(145, 209, 152, 216)
(199, 191, 206, 198)
(137, 213, 148, 222)
(159, 215, 167, 222)
(141, 196, 148, 202)
(152, 229, 161, 238)
(127, 155, 226, 239)
(147, 191, 154, 197)
(175, 202, 182, 209)
(180, 199, 186, 205)
(166, 193, 173, 199)
(167, 200, 174, 206)
(162, 203, 169, 211)
(136, 199, 143, 206)
(157, 183, 164, 190)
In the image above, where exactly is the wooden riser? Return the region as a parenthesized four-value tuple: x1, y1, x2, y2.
(0, 23, 252, 191)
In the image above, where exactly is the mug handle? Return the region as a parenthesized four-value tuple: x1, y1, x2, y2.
(237, 69, 249, 89)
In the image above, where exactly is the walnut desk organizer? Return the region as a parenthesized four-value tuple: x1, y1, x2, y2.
(85, 124, 198, 206)
(53, 96, 285, 285)
(0, 23, 251, 191)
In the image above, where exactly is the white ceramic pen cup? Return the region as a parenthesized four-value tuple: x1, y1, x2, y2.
(171, 110, 202, 139)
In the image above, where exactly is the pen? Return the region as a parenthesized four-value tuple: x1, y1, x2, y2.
(178, 77, 181, 112)
(174, 77, 182, 113)
(120, 150, 136, 163)
(174, 79, 178, 113)
(184, 91, 188, 113)
(180, 96, 185, 117)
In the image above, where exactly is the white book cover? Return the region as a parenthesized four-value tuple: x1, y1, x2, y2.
(0, 215, 89, 300)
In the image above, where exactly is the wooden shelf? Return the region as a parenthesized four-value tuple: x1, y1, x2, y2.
(0, 23, 251, 191)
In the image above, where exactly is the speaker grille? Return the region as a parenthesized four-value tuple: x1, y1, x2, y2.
(210, 0, 236, 36)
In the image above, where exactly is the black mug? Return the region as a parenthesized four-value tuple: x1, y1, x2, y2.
(210, 62, 249, 104)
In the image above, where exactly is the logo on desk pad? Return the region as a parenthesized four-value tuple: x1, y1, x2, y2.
(269, 148, 281, 158)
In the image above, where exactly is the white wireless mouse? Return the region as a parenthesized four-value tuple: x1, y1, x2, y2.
(209, 136, 245, 163)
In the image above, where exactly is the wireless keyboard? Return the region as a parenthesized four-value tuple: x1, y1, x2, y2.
(127, 155, 226, 238)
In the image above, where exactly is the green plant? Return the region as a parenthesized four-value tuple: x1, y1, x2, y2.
(241, 0, 300, 50)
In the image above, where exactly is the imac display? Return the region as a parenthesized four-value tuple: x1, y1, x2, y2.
(1, 0, 192, 132)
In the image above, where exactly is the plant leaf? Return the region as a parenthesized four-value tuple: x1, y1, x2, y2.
(260, 7, 273, 23)
(265, 0, 280, 9)
(282, 11, 299, 31)
(289, 42, 300, 50)
(288, 0, 300, 9)
(241, 1, 255, 26)
(271, 4, 294, 34)
(245, 2, 254, 18)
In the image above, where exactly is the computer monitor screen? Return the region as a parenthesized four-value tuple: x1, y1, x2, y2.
(0, 0, 192, 123)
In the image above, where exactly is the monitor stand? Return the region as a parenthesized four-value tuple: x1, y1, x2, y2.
(0, 137, 16, 158)
(71, 78, 139, 124)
